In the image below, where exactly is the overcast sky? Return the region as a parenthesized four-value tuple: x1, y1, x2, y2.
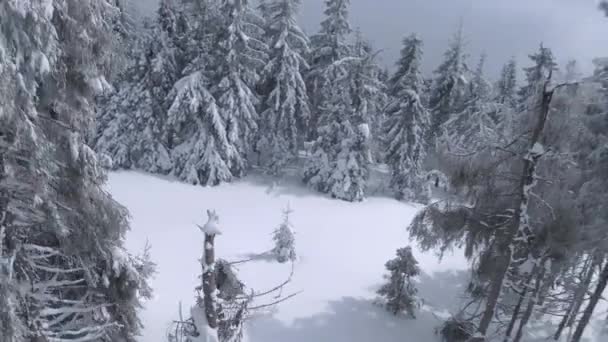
(133, 0, 608, 78)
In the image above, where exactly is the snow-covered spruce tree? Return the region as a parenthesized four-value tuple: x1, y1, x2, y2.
(170, 0, 217, 71)
(105, 0, 141, 79)
(377, 247, 421, 318)
(307, 0, 353, 139)
(303, 1, 373, 201)
(0, 1, 153, 341)
(257, 0, 311, 173)
(350, 31, 388, 161)
(303, 64, 372, 202)
(468, 53, 491, 103)
(495, 58, 518, 108)
(518, 44, 557, 110)
(272, 205, 297, 263)
(96, 0, 180, 173)
(383, 34, 431, 202)
(428, 26, 468, 144)
(166, 69, 241, 186)
(212, 0, 268, 158)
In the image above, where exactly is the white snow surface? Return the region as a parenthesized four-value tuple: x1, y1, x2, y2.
(107, 171, 604, 342)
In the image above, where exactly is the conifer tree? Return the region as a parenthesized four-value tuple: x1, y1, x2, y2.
(383, 35, 430, 202)
(303, 0, 371, 202)
(96, 0, 179, 173)
(257, 0, 311, 173)
(468, 53, 491, 102)
(377, 247, 421, 317)
(272, 205, 297, 263)
(307, 0, 353, 139)
(409, 71, 586, 341)
(303, 74, 372, 202)
(213, 0, 268, 156)
(1, 1, 153, 340)
(428, 26, 468, 143)
(564, 60, 608, 342)
(166, 71, 241, 186)
(518, 44, 557, 108)
(350, 31, 387, 158)
(495, 58, 518, 107)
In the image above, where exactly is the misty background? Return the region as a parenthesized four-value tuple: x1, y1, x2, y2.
(131, 0, 608, 79)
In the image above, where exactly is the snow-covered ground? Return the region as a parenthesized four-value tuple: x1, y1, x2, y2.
(107, 171, 606, 342)
(108, 171, 469, 342)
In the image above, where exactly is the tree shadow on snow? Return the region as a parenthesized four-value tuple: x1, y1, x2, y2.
(238, 251, 277, 263)
(242, 172, 323, 199)
(243, 168, 405, 202)
(417, 270, 470, 314)
(247, 297, 442, 342)
(247, 270, 471, 342)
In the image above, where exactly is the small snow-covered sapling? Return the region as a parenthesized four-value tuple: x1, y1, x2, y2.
(272, 204, 297, 263)
(377, 246, 421, 317)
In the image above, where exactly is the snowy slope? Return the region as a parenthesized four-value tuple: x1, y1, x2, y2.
(108, 171, 470, 342)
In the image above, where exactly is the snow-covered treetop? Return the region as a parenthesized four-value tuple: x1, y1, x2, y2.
(208, 0, 268, 90)
(311, 0, 352, 64)
(495, 58, 517, 107)
(429, 25, 468, 114)
(265, 0, 310, 53)
(518, 43, 557, 103)
(199, 209, 222, 235)
(389, 34, 425, 96)
(320, 0, 351, 41)
(157, 0, 179, 36)
(469, 53, 491, 102)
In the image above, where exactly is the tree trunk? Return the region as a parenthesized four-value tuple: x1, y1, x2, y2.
(202, 233, 218, 329)
(504, 271, 536, 342)
(570, 261, 608, 342)
(554, 255, 596, 340)
(0, 147, 15, 342)
(513, 261, 547, 342)
(471, 79, 558, 341)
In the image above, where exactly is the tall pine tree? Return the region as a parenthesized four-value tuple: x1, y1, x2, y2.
(303, 68, 371, 202)
(428, 26, 467, 142)
(257, 0, 311, 173)
(518, 44, 557, 109)
(350, 31, 387, 160)
(495, 58, 518, 108)
(307, 0, 352, 139)
(96, 0, 180, 173)
(383, 35, 431, 202)
(468, 53, 491, 103)
(212, 0, 268, 159)
(428, 26, 468, 143)
(303, 0, 372, 202)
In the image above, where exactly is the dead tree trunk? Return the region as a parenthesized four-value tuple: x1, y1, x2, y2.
(202, 233, 218, 329)
(570, 261, 608, 342)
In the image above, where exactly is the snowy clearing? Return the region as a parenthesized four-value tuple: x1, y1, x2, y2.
(107, 171, 608, 342)
(108, 171, 470, 342)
